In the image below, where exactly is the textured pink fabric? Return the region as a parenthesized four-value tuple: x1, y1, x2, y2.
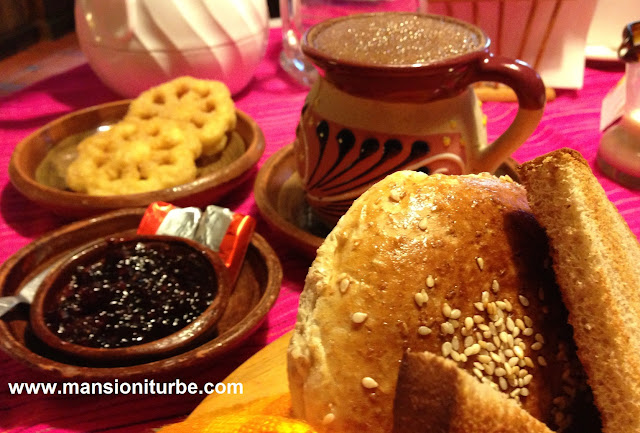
(0, 28, 638, 432)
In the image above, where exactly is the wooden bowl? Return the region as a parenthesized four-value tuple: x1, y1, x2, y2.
(0, 208, 282, 379)
(29, 235, 231, 364)
(8, 100, 265, 219)
(254, 144, 522, 259)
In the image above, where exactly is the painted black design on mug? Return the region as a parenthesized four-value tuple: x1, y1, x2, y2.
(308, 120, 330, 184)
(326, 139, 434, 195)
(388, 140, 431, 173)
(316, 137, 380, 189)
(310, 128, 356, 189)
(324, 138, 404, 193)
(360, 138, 380, 158)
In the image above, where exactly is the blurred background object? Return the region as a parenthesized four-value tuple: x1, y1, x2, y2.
(0, 0, 74, 60)
(597, 20, 640, 189)
(586, 0, 640, 61)
(74, 0, 270, 97)
(428, 0, 598, 90)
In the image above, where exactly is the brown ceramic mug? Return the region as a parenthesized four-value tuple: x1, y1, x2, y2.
(293, 12, 546, 224)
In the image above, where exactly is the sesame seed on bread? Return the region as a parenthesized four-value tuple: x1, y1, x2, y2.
(519, 148, 640, 433)
(393, 350, 554, 433)
(288, 170, 581, 433)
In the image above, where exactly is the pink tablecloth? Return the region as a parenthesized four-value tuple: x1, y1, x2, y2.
(0, 28, 638, 432)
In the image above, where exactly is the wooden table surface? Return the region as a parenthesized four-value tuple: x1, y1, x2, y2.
(0, 32, 84, 98)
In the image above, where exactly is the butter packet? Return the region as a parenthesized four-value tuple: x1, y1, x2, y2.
(137, 202, 255, 285)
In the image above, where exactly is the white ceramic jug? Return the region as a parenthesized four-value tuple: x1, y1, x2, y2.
(75, 0, 270, 96)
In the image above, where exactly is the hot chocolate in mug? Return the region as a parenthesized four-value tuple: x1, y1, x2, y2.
(293, 12, 546, 224)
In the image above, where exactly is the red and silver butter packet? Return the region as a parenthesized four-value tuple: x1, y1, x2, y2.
(137, 202, 256, 285)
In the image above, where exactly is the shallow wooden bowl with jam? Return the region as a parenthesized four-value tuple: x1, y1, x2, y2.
(29, 234, 232, 364)
(8, 100, 265, 219)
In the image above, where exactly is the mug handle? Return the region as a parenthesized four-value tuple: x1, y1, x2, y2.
(466, 55, 546, 174)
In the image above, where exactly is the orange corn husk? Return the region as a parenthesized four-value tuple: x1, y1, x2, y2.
(158, 394, 317, 433)
(160, 414, 317, 433)
(188, 393, 293, 420)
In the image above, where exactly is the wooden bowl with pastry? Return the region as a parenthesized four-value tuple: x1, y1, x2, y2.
(8, 77, 265, 219)
(158, 149, 640, 433)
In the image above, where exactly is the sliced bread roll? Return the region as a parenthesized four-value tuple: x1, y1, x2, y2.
(393, 350, 554, 433)
(518, 148, 640, 433)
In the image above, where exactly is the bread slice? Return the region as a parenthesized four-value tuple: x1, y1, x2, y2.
(393, 350, 553, 433)
(518, 148, 640, 433)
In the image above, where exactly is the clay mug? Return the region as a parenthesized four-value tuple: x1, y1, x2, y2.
(293, 12, 546, 224)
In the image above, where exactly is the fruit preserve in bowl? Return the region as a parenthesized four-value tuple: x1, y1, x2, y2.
(29, 235, 230, 364)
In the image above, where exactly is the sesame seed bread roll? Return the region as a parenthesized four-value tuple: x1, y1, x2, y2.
(392, 350, 554, 433)
(288, 171, 579, 433)
(519, 148, 640, 433)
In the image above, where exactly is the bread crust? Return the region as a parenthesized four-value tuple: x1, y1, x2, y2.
(519, 148, 640, 433)
(288, 171, 573, 433)
(393, 350, 554, 433)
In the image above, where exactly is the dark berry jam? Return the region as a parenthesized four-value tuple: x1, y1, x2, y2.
(44, 238, 217, 349)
